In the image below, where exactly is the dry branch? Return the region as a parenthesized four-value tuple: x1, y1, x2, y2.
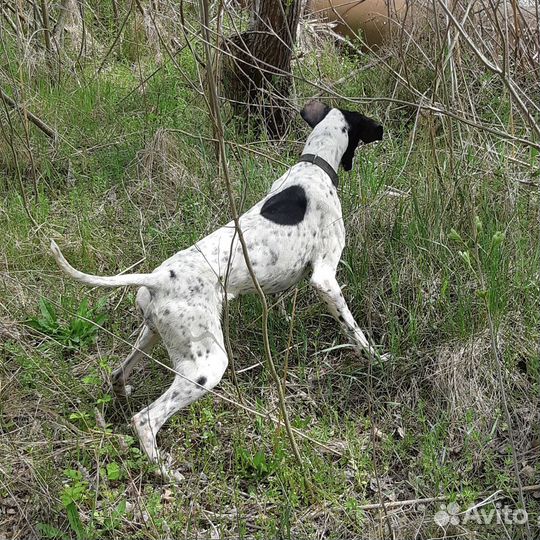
(0, 87, 57, 140)
(437, 0, 540, 140)
(39, 0, 52, 56)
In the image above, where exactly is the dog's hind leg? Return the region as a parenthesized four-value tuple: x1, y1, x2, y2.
(131, 321, 228, 481)
(111, 287, 159, 397)
(111, 324, 160, 397)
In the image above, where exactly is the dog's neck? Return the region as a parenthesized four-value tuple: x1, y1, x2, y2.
(301, 110, 349, 174)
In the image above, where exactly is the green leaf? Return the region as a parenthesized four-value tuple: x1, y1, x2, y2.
(458, 250, 473, 271)
(94, 313, 108, 326)
(95, 297, 108, 311)
(61, 483, 86, 506)
(448, 228, 463, 243)
(77, 298, 89, 316)
(69, 411, 91, 422)
(475, 215, 483, 234)
(253, 449, 268, 473)
(115, 499, 127, 516)
(491, 231, 505, 247)
(65, 502, 85, 540)
(97, 394, 112, 405)
(106, 461, 122, 481)
(36, 522, 69, 539)
(39, 298, 57, 324)
(64, 469, 83, 481)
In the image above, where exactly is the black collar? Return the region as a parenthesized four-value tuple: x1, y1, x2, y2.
(298, 154, 339, 187)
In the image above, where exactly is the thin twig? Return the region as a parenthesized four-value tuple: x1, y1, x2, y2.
(437, 0, 540, 140)
(0, 86, 57, 140)
(0, 91, 39, 229)
(198, 0, 306, 475)
(95, 0, 134, 75)
(357, 484, 540, 512)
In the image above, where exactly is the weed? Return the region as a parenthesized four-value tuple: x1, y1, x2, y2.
(28, 297, 108, 351)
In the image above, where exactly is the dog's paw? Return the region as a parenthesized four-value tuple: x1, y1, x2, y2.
(157, 453, 185, 483)
(165, 467, 186, 483)
(355, 347, 392, 363)
(112, 382, 132, 398)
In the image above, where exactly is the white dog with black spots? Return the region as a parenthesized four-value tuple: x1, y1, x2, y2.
(50, 100, 385, 480)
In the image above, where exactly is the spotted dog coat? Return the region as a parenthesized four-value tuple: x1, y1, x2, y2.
(50, 101, 384, 480)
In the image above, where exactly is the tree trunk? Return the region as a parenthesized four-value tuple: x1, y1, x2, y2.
(222, 0, 302, 137)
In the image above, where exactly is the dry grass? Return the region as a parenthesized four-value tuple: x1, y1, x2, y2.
(431, 327, 539, 454)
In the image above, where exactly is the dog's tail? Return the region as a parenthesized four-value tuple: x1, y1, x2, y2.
(50, 239, 158, 289)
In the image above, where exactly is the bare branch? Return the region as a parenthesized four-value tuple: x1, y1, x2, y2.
(0, 86, 57, 140)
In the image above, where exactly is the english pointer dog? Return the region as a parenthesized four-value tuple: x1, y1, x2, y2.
(51, 101, 385, 480)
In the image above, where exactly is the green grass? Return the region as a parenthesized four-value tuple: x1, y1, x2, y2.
(1, 8, 540, 539)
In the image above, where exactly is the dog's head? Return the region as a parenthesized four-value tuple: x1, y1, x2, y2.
(300, 101, 383, 171)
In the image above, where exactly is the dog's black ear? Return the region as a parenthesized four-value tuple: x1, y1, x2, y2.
(339, 110, 383, 171)
(300, 100, 331, 128)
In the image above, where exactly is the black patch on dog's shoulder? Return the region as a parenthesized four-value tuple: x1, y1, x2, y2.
(260, 185, 307, 226)
(196, 376, 207, 387)
(169, 269, 176, 279)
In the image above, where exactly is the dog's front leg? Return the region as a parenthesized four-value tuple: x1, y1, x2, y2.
(310, 264, 384, 361)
